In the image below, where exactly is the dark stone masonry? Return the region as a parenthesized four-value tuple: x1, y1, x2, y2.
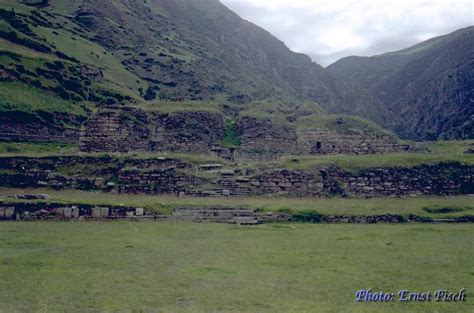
(79, 107, 409, 158)
(296, 128, 409, 155)
(80, 108, 224, 153)
(0, 155, 471, 197)
(1, 202, 472, 223)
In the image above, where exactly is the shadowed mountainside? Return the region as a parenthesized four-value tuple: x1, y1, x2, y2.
(0, 0, 471, 141)
(328, 27, 474, 140)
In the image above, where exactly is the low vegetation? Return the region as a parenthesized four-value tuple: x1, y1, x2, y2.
(272, 140, 473, 172)
(0, 141, 77, 154)
(222, 119, 241, 147)
(0, 222, 472, 312)
(0, 140, 472, 171)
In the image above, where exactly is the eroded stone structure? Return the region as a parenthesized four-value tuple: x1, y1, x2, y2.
(1, 201, 472, 223)
(296, 128, 409, 155)
(236, 116, 296, 154)
(1, 156, 471, 198)
(79, 107, 409, 157)
(80, 107, 224, 153)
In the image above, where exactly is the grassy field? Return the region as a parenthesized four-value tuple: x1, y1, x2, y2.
(0, 222, 472, 312)
(0, 142, 77, 154)
(1, 188, 474, 218)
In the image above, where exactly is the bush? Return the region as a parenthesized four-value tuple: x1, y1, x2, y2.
(423, 207, 463, 214)
(222, 120, 241, 147)
(292, 210, 323, 223)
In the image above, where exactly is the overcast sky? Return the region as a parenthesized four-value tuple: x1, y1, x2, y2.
(221, 0, 473, 66)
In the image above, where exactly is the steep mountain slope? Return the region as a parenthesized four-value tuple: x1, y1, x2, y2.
(0, 0, 471, 142)
(328, 27, 474, 140)
(0, 0, 385, 141)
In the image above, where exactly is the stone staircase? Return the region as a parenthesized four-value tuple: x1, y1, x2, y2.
(172, 207, 258, 224)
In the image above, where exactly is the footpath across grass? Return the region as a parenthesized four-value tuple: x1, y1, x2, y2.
(0, 222, 472, 312)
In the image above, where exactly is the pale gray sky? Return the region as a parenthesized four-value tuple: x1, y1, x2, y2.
(221, 0, 474, 66)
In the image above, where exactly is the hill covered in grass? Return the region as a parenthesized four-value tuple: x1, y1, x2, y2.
(0, 0, 472, 142)
(0, 0, 386, 140)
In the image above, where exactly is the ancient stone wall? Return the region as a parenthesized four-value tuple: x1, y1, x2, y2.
(0, 155, 191, 191)
(0, 202, 163, 221)
(236, 116, 296, 155)
(250, 162, 473, 197)
(79, 108, 224, 153)
(296, 128, 409, 155)
(117, 168, 202, 194)
(79, 107, 151, 152)
(149, 111, 224, 153)
(250, 170, 324, 196)
(1, 156, 471, 197)
(2, 202, 472, 223)
(79, 108, 412, 157)
(332, 163, 473, 196)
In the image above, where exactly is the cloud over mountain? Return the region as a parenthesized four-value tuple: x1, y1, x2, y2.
(222, 0, 473, 66)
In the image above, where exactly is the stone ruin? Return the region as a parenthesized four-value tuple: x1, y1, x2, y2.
(296, 128, 409, 155)
(0, 202, 152, 221)
(2, 202, 472, 224)
(1, 155, 471, 198)
(79, 107, 223, 153)
(79, 107, 409, 158)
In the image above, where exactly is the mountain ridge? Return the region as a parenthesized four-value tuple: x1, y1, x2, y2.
(0, 0, 471, 141)
(328, 26, 474, 140)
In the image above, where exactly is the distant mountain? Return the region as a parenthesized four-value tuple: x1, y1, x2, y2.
(0, 0, 386, 140)
(328, 27, 474, 140)
(0, 0, 471, 141)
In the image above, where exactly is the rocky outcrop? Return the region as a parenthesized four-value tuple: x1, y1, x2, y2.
(328, 27, 474, 140)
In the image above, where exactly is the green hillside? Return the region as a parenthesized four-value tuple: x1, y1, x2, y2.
(0, 0, 387, 140)
(0, 0, 471, 141)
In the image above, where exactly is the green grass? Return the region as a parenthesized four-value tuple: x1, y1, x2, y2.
(0, 222, 472, 312)
(296, 114, 390, 135)
(0, 81, 85, 115)
(0, 141, 77, 154)
(0, 142, 471, 172)
(140, 99, 221, 113)
(422, 140, 474, 155)
(222, 120, 241, 147)
(34, 25, 144, 96)
(0, 0, 33, 13)
(1, 188, 473, 218)
(0, 38, 56, 60)
(271, 140, 474, 172)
